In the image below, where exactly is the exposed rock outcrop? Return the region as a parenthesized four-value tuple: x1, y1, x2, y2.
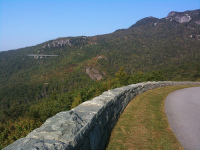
(165, 9, 200, 24)
(41, 37, 88, 49)
(195, 20, 200, 25)
(86, 67, 104, 81)
(86, 55, 107, 81)
(42, 38, 72, 48)
(166, 11, 192, 23)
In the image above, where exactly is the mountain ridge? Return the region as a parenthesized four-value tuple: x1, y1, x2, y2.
(0, 8, 200, 121)
(2, 9, 199, 53)
(1, 9, 200, 148)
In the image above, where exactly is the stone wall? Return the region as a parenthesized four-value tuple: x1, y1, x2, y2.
(4, 81, 200, 150)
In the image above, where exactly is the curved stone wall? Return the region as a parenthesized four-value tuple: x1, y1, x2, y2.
(4, 81, 200, 150)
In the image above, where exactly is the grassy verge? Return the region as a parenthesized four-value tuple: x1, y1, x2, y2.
(107, 85, 199, 150)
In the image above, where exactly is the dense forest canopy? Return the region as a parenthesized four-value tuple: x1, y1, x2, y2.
(0, 9, 200, 148)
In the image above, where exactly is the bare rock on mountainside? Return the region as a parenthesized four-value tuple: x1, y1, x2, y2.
(41, 37, 88, 49)
(195, 20, 200, 25)
(165, 9, 200, 23)
(42, 38, 72, 48)
(166, 11, 192, 23)
(86, 67, 104, 81)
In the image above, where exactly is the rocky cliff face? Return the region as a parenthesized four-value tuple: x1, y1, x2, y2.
(85, 55, 107, 81)
(165, 9, 200, 24)
(42, 37, 88, 49)
(86, 66, 106, 81)
(42, 38, 72, 48)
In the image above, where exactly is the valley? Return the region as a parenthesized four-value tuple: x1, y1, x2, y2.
(0, 9, 200, 149)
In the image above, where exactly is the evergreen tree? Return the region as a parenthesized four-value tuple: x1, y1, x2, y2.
(71, 93, 82, 108)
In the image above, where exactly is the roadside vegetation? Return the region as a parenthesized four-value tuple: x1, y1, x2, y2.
(107, 85, 199, 150)
(0, 68, 165, 149)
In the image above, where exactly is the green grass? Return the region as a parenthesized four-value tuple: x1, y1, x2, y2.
(107, 85, 200, 150)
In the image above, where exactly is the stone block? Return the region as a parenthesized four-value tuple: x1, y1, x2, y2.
(118, 94, 126, 103)
(3, 138, 69, 150)
(92, 94, 115, 107)
(108, 87, 126, 97)
(79, 137, 91, 150)
(98, 109, 110, 135)
(26, 111, 85, 145)
(89, 124, 101, 150)
(97, 131, 109, 150)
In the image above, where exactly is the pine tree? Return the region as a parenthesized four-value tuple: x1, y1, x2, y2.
(71, 93, 82, 109)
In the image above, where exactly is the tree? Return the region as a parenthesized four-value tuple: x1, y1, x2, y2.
(146, 71, 166, 81)
(115, 67, 128, 85)
(71, 93, 82, 109)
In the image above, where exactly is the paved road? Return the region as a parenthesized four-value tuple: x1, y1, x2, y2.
(165, 87, 200, 150)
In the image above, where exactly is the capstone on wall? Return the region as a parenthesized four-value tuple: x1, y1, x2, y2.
(4, 81, 200, 150)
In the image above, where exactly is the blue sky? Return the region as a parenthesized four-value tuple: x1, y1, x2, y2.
(0, 0, 199, 51)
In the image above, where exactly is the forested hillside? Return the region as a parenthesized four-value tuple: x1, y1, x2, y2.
(0, 9, 200, 148)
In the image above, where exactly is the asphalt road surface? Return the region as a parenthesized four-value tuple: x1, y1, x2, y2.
(165, 87, 200, 150)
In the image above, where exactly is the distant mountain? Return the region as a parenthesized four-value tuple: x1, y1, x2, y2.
(0, 9, 200, 121)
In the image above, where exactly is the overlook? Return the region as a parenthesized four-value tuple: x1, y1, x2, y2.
(0, 8, 200, 149)
(3, 81, 200, 149)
